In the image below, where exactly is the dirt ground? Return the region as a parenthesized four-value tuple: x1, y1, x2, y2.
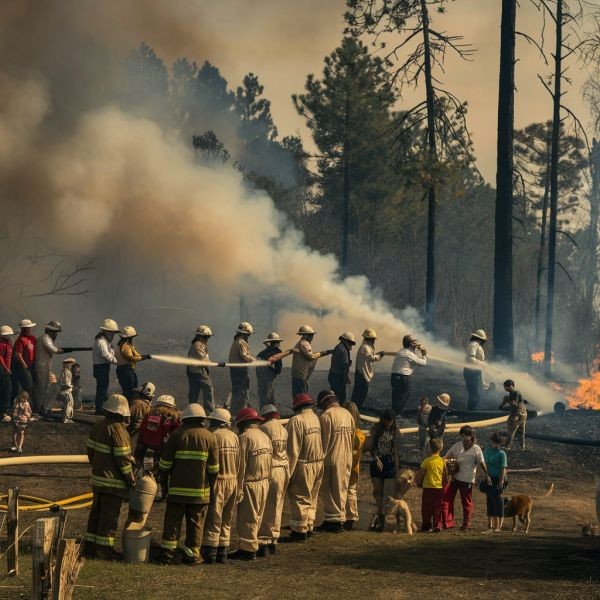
(0, 363, 599, 599)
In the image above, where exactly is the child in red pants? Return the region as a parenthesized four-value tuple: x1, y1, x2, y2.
(415, 437, 447, 531)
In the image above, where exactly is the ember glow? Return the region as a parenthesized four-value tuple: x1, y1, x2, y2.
(531, 351, 554, 365)
(568, 372, 600, 410)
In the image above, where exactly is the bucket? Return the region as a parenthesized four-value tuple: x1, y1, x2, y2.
(129, 471, 158, 514)
(122, 527, 152, 563)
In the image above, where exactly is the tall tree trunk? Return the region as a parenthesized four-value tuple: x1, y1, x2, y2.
(493, 0, 516, 360)
(341, 93, 350, 274)
(534, 158, 551, 346)
(544, 0, 563, 378)
(421, 0, 437, 330)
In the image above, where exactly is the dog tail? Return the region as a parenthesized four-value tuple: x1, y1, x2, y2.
(532, 483, 554, 499)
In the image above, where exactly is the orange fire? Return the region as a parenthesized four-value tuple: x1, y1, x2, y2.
(530, 351, 554, 365)
(567, 371, 600, 410)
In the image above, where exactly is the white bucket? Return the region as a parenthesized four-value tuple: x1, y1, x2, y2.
(122, 527, 152, 563)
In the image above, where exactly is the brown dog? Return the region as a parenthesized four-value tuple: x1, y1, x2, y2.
(503, 484, 554, 533)
(382, 469, 418, 534)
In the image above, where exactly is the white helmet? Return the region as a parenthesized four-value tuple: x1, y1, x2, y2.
(155, 394, 175, 407)
(103, 393, 130, 417)
(135, 382, 156, 399)
(45, 320, 62, 332)
(362, 328, 377, 339)
(18, 319, 37, 329)
(470, 329, 488, 341)
(208, 407, 232, 424)
(236, 322, 254, 335)
(182, 403, 206, 420)
(100, 318, 120, 333)
(259, 404, 279, 417)
(339, 331, 356, 344)
(196, 324, 213, 337)
(263, 331, 283, 344)
(0, 326, 15, 336)
(296, 324, 315, 335)
(121, 325, 137, 338)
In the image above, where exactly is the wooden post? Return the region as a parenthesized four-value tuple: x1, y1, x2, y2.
(53, 539, 79, 600)
(7, 487, 19, 576)
(54, 510, 68, 556)
(32, 517, 58, 600)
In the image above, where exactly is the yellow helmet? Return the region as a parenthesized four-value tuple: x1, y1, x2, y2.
(362, 328, 377, 339)
(103, 394, 130, 417)
(196, 325, 213, 337)
(339, 331, 356, 344)
(236, 322, 254, 335)
(100, 318, 120, 333)
(296, 324, 315, 335)
(121, 325, 137, 338)
(470, 329, 488, 341)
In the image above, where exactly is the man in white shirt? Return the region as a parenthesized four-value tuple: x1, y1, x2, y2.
(463, 329, 487, 411)
(351, 329, 383, 410)
(442, 425, 491, 531)
(93, 319, 120, 415)
(390, 334, 427, 416)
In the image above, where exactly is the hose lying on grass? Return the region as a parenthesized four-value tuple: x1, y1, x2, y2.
(525, 432, 600, 447)
(0, 492, 92, 512)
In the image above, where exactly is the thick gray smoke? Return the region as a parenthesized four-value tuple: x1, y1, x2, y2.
(0, 1, 561, 410)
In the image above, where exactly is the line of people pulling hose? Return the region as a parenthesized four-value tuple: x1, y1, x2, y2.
(84, 387, 358, 563)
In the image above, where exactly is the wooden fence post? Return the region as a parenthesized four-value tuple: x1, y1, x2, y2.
(32, 517, 58, 600)
(52, 539, 80, 600)
(7, 487, 19, 576)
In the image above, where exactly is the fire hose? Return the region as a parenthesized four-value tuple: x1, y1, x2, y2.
(524, 432, 600, 447)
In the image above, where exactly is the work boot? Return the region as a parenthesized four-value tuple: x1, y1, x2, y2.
(81, 541, 96, 559)
(228, 549, 256, 561)
(182, 546, 202, 565)
(157, 551, 176, 566)
(201, 545, 218, 564)
(281, 531, 307, 543)
(343, 520, 355, 531)
(216, 546, 229, 564)
(268, 543, 277, 555)
(95, 546, 123, 561)
(256, 545, 270, 558)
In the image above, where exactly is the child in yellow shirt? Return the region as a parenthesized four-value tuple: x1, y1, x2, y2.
(415, 437, 447, 532)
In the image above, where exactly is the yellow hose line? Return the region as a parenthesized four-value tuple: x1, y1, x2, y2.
(0, 491, 93, 512)
(0, 455, 89, 468)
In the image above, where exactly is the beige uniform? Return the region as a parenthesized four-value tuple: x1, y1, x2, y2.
(291, 339, 323, 382)
(286, 408, 324, 533)
(320, 405, 354, 523)
(228, 337, 254, 415)
(258, 419, 289, 544)
(203, 427, 240, 549)
(236, 425, 272, 552)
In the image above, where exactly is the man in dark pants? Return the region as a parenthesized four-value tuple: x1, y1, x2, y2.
(390, 334, 427, 416)
(92, 319, 120, 415)
(351, 328, 384, 410)
(187, 324, 215, 412)
(228, 322, 255, 414)
(327, 332, 355, 404)
(463, 329, 487, 411)
(291, 325, 332, 399)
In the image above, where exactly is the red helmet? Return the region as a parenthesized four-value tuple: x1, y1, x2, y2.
(293, 393, 315, 409)
(235, 407, 263, 425)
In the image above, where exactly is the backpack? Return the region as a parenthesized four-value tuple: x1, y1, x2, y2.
(138, 413, 178, 450)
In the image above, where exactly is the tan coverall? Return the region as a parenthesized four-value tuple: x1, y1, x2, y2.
(291, 339, 324, 397)
(203, 427, 240, 549)
(258, 418, 289, 545)
(228, 337, 254, 415)
(286, 407, 324, 533)
(320, 405, 354, 523)
(236, 425, 272, 552)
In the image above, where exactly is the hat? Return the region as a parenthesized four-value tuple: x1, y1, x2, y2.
(362, 328, 377, 339)
(182, 403, 206, 420)
(0, 325, 15, 336)
(339, 331, 356, 344)
(196, 325, 213, 337)
(296, 324, 315, 335)
(259, 404, 280, 418)
(316, 389, 337, 406)
(18, 319, 36, 329)
(293, 393, 315, 409)
(263, 331, 283, 344)
(121, 325, 137, 338)
(62, 357, 76, 365)
(155, 394, 176, 407)
(470, 329, 488, 341)
(235, 407, 263, 425)
(103, 394, 130, 417)
(100, 318, 120, 333)
(236, 322, 254, 335)
(134, 382, 156, 399)
(208, 408, 232, 424)
(45, 320, 62, 332)
(437, 393, 451, 407)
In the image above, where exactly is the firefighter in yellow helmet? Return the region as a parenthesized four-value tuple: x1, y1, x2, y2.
(228, 322, 255, 415)
(187, 324, 215, 412)
(351, 329, 384, 411)
(158, 403, 219, 565)
(84, 394, 135, 560)
(291, 325, 333, 398)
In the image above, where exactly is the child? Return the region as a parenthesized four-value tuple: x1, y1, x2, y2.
(428, 393, 450, 443)
(12, 390, 32, 453)
(416, 396, 432, 456)
(499, 379, 527, 450)
(415, 437, 447, 532)
(71, 362, 82, 410)
(482, 432, 507, 532)
(58, 357, 76, 423)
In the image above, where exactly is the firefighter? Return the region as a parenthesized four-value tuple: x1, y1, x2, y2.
(158, 403, 219, 565)
(229, 407, 272, 561)
(291, 325, 333, 398)
(351, 329, 384, 410)
(127, 381, 155, 443)
(187, 324, 215, 412)
(84, 393, 135, 560)
(201, 408, 239, 564)
(92, 319, 120, 415)
(116, 326, 151, 401)
(283, 393, 324, 543)
(228, 322, 255, 415)
(257, 404, 289, 556)
(327, 332, 356, 404)
(342, 401, 366, 530)
(464, 329, 487, 411)
(35, 321, 67, 416)
(315, 389, 354, 533)
(390, 334, 427, 416)
(256, 332, 284, 407)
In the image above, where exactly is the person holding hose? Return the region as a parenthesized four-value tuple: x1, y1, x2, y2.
(463, 329, 487, 411)
(116, 326, 151, 401)
(390, 334, 427, 416)
(92, 319, 120, 416)
(228, 322, 255, 415)
(187, 324, 215, 412)
(327, 332, 355, 404)
(351, 329, 384, 411)
(256, 332, 295, 407)
(291, 325, 332, 398)
(35, 321, 66, 415)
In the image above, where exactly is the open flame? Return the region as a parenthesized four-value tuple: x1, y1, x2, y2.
(531, 351, 554, 365)
(568, 371, 600, 410)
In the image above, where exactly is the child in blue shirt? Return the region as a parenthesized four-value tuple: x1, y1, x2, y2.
(482, 432, 507, 532)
